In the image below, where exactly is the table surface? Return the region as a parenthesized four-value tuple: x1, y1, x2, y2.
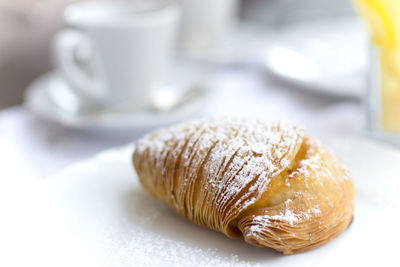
(0, 66, 364, 186)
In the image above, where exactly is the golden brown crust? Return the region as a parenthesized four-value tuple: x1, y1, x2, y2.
(237, 138, 355, 254)
(133, 118, 355, 254)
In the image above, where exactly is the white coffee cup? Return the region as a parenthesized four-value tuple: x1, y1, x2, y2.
(53, 0, 181, 110)
(176, 0, 239, 50)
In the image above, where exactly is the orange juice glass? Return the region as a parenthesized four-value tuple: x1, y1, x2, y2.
(354, 0, 400, 142)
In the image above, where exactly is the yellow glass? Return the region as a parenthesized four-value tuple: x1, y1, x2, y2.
(354, 0, 400, 133)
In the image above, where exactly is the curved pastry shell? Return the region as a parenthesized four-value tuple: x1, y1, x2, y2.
(133, 118, 355, 254)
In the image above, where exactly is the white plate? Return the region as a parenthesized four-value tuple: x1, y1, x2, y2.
(6, 136, 400, 266)
(24, 70, 208, 130)
(264, 17, 368, 99)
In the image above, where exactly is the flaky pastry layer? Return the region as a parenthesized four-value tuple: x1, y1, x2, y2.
(133, 117, 355, 254)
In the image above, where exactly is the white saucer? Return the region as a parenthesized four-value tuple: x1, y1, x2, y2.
(24, 71, 208, 129)
(6, 136, 399, 266)
(264, 17, 368, 99)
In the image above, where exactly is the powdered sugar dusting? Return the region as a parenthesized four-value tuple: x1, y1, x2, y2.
(135, 117, 304, 233)
(104, 224, 260, 267)
(285, 138, 352, 186)
(245, 202, 323, 240)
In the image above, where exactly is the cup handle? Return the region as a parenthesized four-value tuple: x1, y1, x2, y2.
(52, 30, 105, 101)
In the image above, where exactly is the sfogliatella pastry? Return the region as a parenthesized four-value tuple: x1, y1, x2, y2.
(133, 117, 355, 254)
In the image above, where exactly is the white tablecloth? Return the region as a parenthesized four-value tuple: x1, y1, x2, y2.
(0, 66, 363, 185)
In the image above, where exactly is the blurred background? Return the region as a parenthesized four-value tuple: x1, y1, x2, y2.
(0, 0, 74, 109)
(0, 0, 357, 110)
(0, 0, 372, 179)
